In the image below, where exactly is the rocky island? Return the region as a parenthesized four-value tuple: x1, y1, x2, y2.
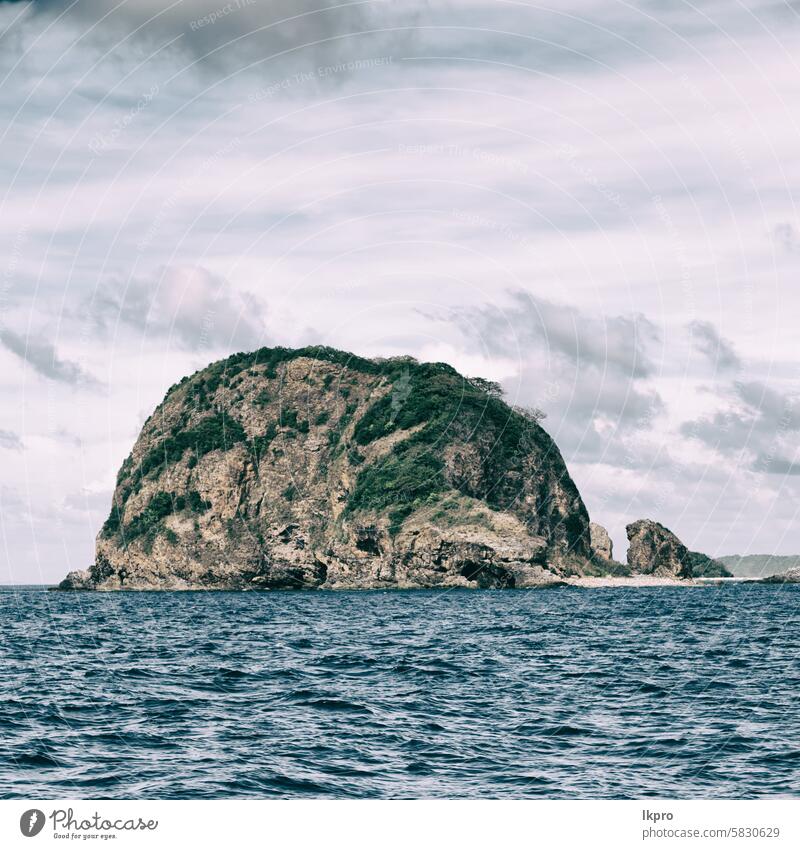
(58, 346, 740, 591)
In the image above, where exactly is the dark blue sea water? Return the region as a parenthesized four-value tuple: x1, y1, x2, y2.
(1, 585, 799, 799)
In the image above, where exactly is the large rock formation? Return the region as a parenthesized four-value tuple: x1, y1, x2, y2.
(73, 346, 598, 590)
(626, 520, 693, 579)
(625, 520, 731, 579)
(589, 522, 613, 560)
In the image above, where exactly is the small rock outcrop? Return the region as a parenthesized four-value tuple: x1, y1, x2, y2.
(590, 522, 613, 560)
(57, 569, 94, 590)
(65, 346, 597, 591)
(626, 520, 693, 579)
(762, 567, 800, 584)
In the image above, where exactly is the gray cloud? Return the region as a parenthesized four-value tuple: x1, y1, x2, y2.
(0, 485, 25, 517)
(774, 222, 800, 253)
(0, 429, 23, 450)
(754, 454, 800, 476)
(681, 379, 800, 475)
(88, 265, 265, 352)
(469, 290, 659, 378)
(12, 0, 798, 81)
(14, 0, 413, 75)
(457, 291, 664, 466)
(688, 320, 741, 372)
(0, 327, 99, 387)
(736, 380, 800, 428)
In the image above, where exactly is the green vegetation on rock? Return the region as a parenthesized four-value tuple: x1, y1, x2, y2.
(346, 363, 555, 534)
(187, 490, 211, 513)
(116, 487, 212, 548)
(140, 412, 246, 476)
(124, 492, 176, 542)
(687, 551, 733, 578)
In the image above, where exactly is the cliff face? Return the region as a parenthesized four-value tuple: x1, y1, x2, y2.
(83, 346, 595, 590)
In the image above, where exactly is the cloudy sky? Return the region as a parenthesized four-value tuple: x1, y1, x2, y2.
(2, 0, 799, 582)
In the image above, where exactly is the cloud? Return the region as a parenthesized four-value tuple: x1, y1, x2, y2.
(456, 290, 664, 465)
(88, 265, 265, 352)
(465, 291, 659, 376)
(0, 327, 100, 387)
(681, 379, 800, 475)
(688, 320, 741, 372)
(13, 0, 414, 74)
(754, 454, 800, 476)
(774, 222, 800, 253)
(12, 0, 795, 92)
(0, 429, 23, 450)
(736, 380, 800, 428)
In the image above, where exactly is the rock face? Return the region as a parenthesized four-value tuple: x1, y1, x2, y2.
(762, 567, 800, 584)
(57, 569, 94, 590)
(626, 520, 693, 579)
(589, 522, 613, 560)
(76, 346, 597, 590)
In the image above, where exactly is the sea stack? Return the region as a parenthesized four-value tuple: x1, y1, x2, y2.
(589, 522, 614, 561)
(625, 520, 693, 579)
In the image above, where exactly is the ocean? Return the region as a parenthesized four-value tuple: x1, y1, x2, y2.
(1, 584, 798, 798)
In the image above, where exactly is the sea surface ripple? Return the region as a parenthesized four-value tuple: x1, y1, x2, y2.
(1, 585, 799, 798)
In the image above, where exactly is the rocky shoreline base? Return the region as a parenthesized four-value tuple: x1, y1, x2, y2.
(56, 515, 800, 591)
(54, 572, 799, 591)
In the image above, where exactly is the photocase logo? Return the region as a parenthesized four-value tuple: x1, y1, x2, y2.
(15, 807, 159, 838)
(19, 809, 45, 837)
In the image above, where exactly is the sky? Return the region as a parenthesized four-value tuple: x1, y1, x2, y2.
(1, 0, 799, 582)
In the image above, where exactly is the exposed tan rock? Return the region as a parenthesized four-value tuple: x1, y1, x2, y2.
(57, 569, 94, 590)
(626, 519, 692, 579)
(589, 522, 613, 560)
